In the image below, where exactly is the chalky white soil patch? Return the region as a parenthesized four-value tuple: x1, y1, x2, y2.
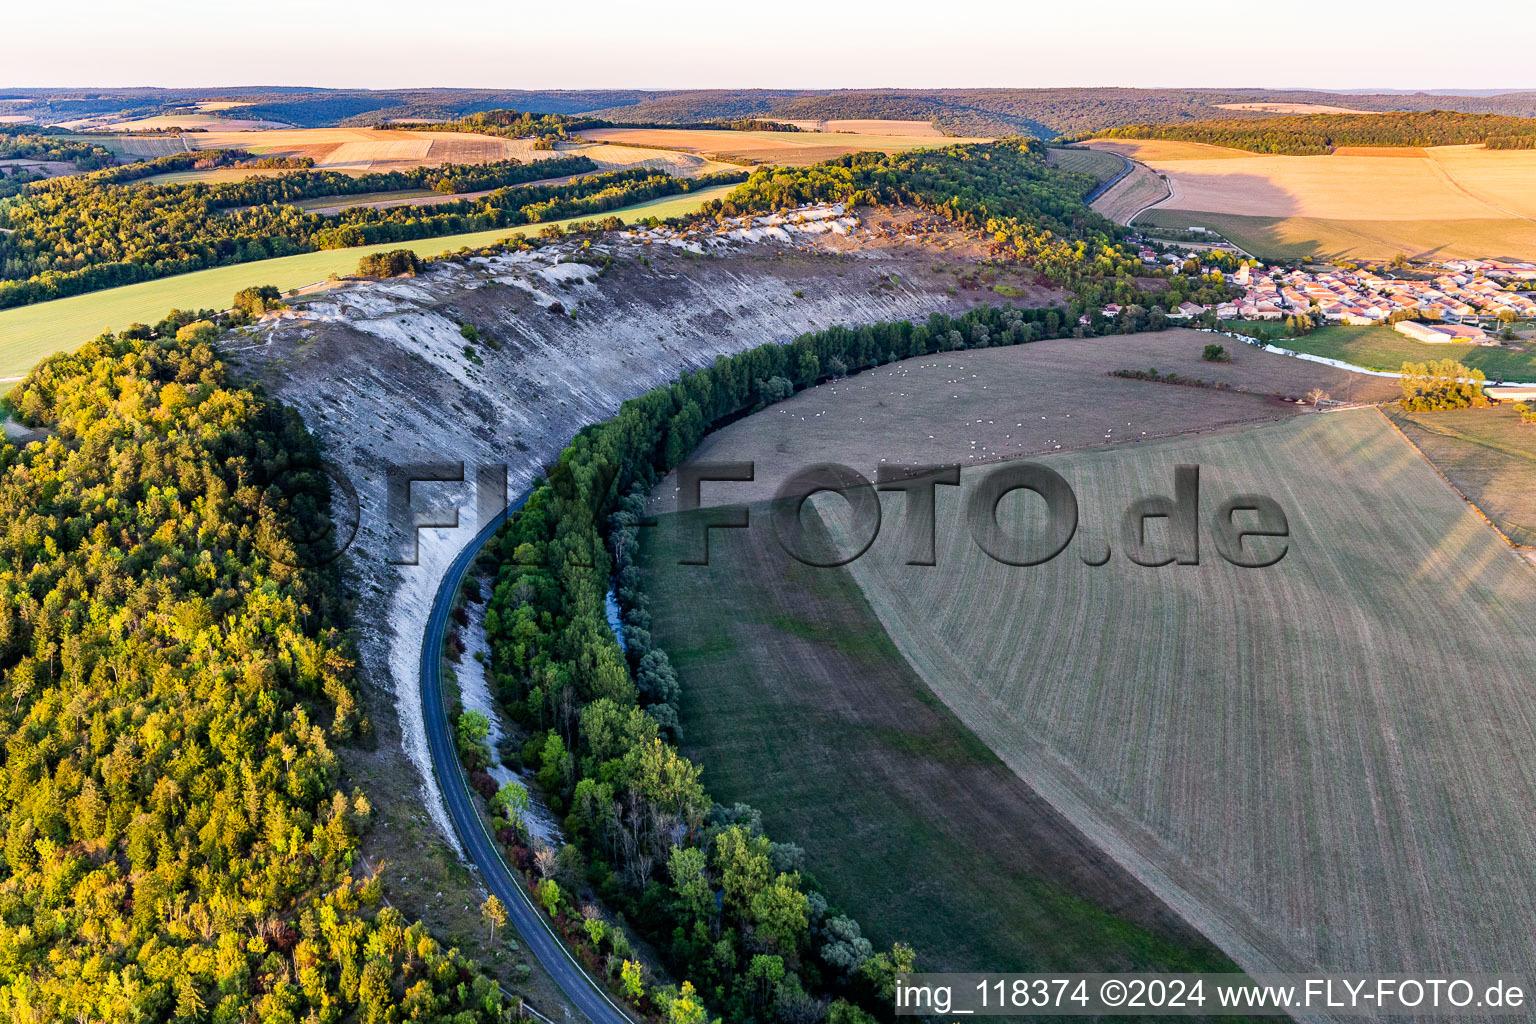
(229, 218, 987, 852)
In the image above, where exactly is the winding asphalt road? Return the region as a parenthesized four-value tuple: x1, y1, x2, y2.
(419, 493, 634, 1024)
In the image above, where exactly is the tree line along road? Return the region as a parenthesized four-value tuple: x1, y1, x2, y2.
(419, 493, 637, 1024)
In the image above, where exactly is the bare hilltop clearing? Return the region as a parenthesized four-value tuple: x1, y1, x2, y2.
(1086, 138, 1536, 259)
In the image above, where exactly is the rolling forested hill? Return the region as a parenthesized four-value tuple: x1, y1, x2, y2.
(10, 87, 1536, 138)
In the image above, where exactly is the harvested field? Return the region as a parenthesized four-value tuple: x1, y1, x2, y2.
(0, 184, 738, 379)
(578, 127, 988, 166)
(1045, 146, 1126, 181)
(1086, 139, 1260, 163)
(1088, 139, 1536, 260)
(639, 503, 1247, 978)
(650, 329, 1395, 512)
(1426, 145, 1536, 219)
(82, 134, 186, 158)
(778, 118, 945, 137)
(1091, 161, 1170, 226)
(1329, 147, 1427, 158)
(1387, 404, 1536, 547)
(103, 113, 288, 131)
(837, 408, 1536, 981)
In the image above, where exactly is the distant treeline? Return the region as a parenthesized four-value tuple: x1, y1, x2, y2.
(0, 160, 741, 308)
(1091, 111, 1536, 153)
(393, 109, 803, 139)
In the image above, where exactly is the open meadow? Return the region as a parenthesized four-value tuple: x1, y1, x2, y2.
(1087, 139, 1536, 260)
(0, 184, 736, 378)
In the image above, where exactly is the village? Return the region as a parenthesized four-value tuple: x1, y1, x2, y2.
(1122, 245, 1536, 344)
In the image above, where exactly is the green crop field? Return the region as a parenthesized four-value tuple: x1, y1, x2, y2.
(1388, 404, 1536, 546)
(0, 184, 736, 379)
(833, 409, 1536, 978)
(639, 507, 1247, 980)
(1269, 324, 1536, 382)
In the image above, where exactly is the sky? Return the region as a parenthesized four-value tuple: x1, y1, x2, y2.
(11, 0, 1536, 92)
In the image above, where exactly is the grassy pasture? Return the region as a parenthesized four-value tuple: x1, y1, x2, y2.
(1388, 404, 1536, 546)
(838, 409, 1536, 977)
(639, 505, 1248, 980)
(0, 184, 737, 379)
(1272, 324, 1536, 382)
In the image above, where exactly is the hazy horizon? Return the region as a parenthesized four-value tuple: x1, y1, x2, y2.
(13, 0, 1535, 93)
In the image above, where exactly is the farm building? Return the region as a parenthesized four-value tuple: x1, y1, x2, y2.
(1393, 321, 1488, 344)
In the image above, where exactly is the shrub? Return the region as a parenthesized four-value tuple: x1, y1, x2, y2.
(357, 248, 420, 278)
(1399, 359, 1490, 411)
(232, 284, 282, 317)
(1202, 343, 1230, 362)
(174, 320, 220, 344)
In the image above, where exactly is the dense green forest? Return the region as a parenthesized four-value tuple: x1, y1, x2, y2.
(710, 141, 1234, 310)
(0, 161, 741, 308)
(0, 321, 516, 1022)
(476, 300, 1234, 1024)
(1091, 111, 1536, 153)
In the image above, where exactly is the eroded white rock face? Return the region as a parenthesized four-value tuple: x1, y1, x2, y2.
(231, 229, 970, 854)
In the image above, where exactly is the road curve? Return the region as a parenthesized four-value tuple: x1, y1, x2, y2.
(419, 494, 635, 1024)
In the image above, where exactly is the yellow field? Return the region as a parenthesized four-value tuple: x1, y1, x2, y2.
(1085, 139, 1260, 162)
(1090, 139, 1536, 260)
(578, 127, 988, 166)
(0, 184, 737, 380)
(82, 135, 187, 158)
(777, 118, 944, 137)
